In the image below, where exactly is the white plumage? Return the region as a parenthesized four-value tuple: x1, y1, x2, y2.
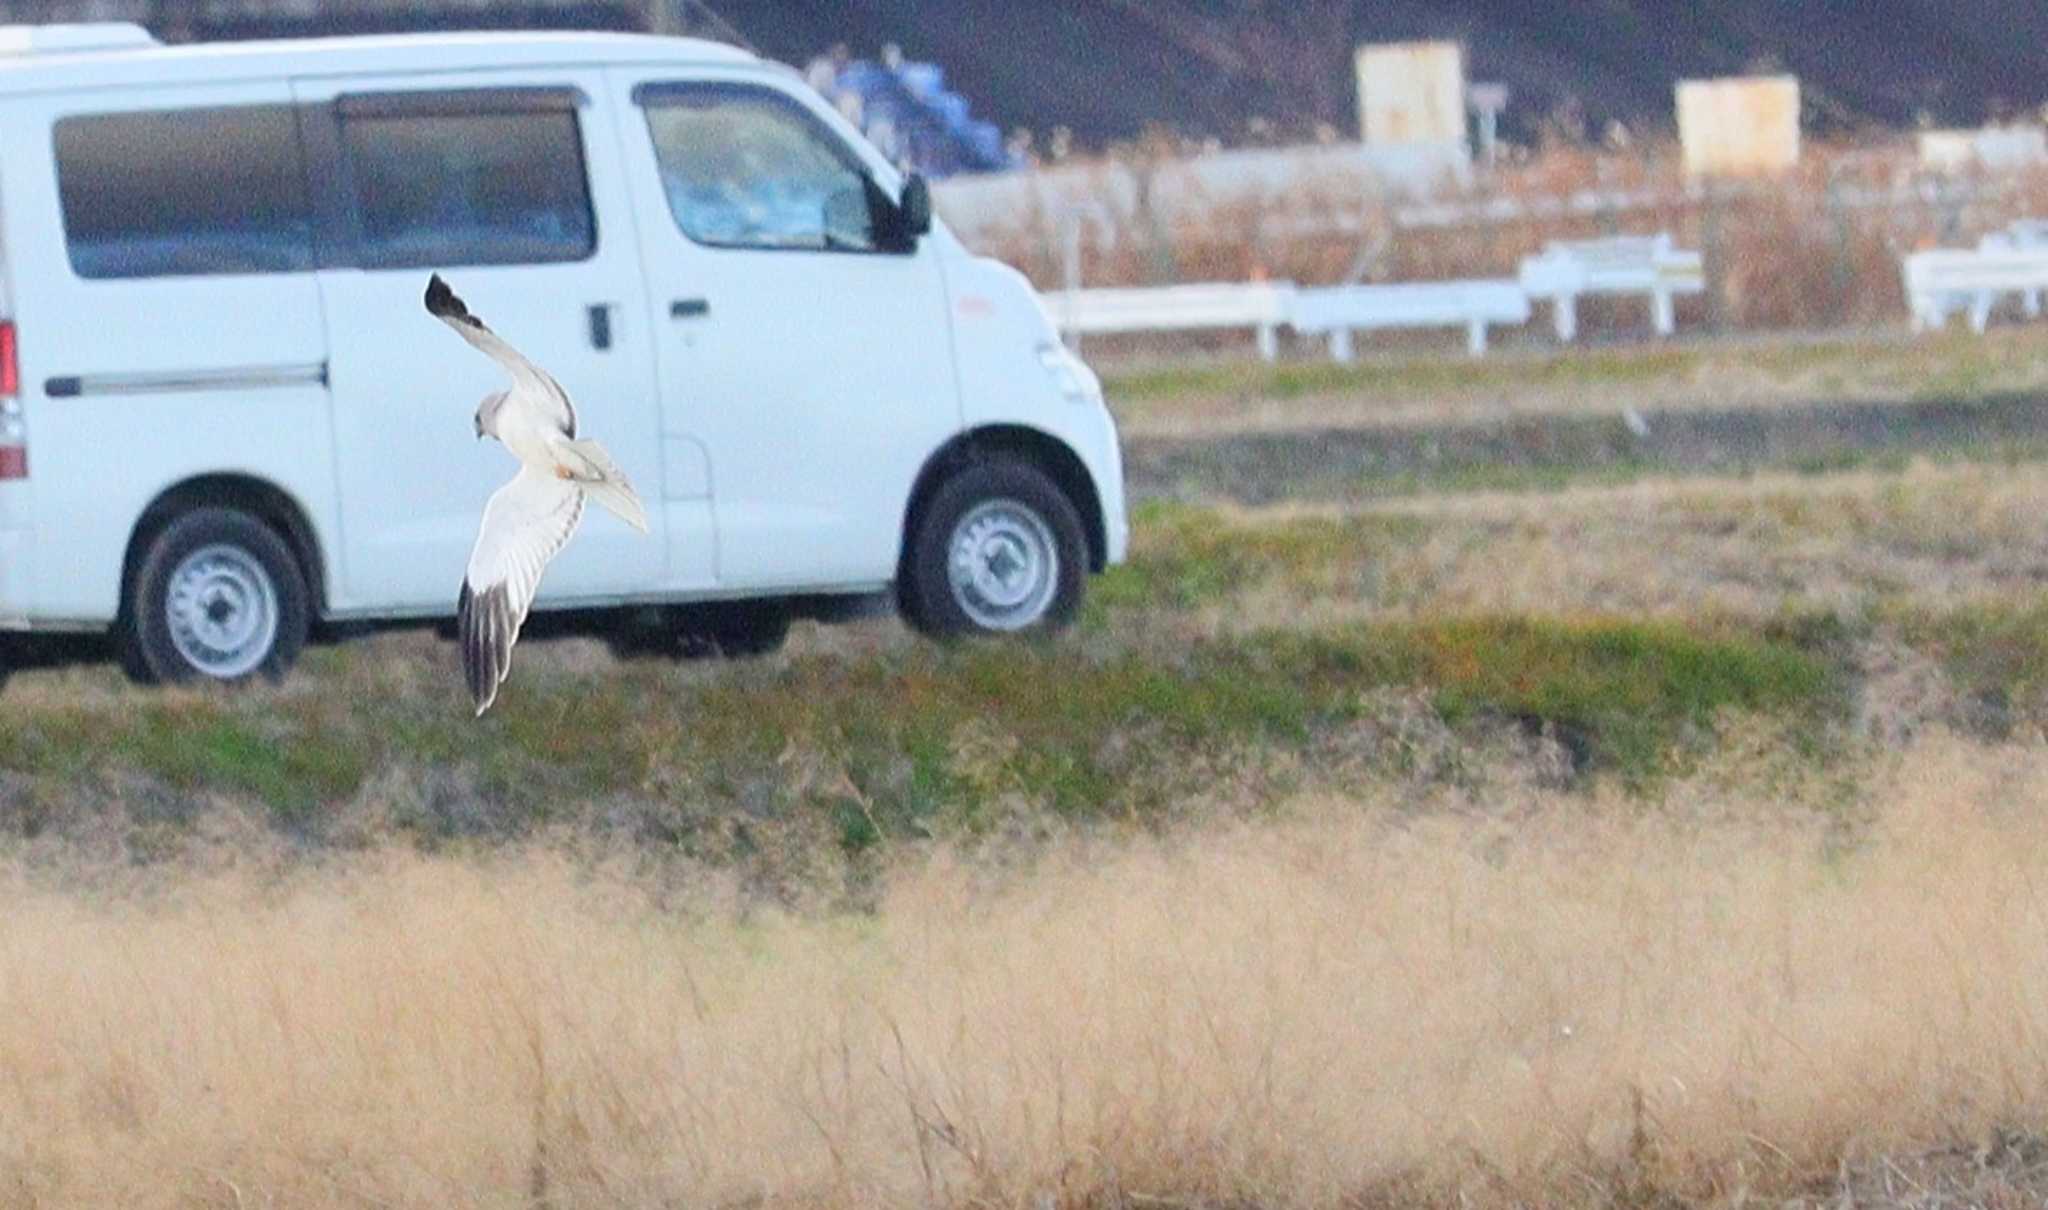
(425, 274, 649, 715)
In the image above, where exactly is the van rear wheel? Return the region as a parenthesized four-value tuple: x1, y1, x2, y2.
(124, 508, 309, 685)
(900, 460, 1087, 638)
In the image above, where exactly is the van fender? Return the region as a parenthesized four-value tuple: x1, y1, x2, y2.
(899, 424, 1106, 576)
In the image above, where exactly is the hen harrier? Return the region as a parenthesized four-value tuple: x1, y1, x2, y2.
(425, 274, 649, 715)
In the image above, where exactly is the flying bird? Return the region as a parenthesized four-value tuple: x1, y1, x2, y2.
(425, 274, 649, 716)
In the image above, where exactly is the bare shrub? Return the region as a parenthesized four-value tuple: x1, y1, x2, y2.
(958, 135, 2048, 350)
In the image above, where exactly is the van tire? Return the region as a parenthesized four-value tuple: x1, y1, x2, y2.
(900, 459, 1086, 638)
(124, 508, 309, 686)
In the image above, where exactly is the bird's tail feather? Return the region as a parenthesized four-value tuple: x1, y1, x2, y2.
(555, 438, 650, 534)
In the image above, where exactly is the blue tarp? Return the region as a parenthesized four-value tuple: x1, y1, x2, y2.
(827, 58, 1013, 178)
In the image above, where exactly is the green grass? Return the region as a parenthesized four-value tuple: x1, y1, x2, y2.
(1346, 459, 1660, 500)
(1910, 347, 2000, 402)
(0, 699, 370, 815)
(22, 484, 2048, 864)
(1104, 345, 1708, 405)
(1335, 438, 2048, 504)
(0, 612, 1844, 854)
(1100, 330, 2048, 410)
(1083, 500, 1426, 615)
(1407, 616, 1837, 781)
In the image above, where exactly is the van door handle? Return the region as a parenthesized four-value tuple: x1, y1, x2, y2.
(587, 304, 614, 351)
(670, 298, 711, 320)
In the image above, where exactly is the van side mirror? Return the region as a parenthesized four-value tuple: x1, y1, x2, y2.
(862, 172, 933, 253)
(899, 174, 933, 239)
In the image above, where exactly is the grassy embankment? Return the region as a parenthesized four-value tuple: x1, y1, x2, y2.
(1104, 326, 2048, 437)
(1106, 328, 2048, 505)
(8, 460, 2048, 869)
(9, 352, 2048, 1204)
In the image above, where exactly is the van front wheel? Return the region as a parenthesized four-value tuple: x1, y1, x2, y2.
(125, 508, 309, 685)
(900, 460, 1086, 638)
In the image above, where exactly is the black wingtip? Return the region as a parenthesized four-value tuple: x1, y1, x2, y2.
(425, 273, 470, 322)
(456, 578, 509, 717)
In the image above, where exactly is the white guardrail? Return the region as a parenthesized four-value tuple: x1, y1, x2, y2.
(1903, 219, 2048, 334)
(1517, 234, 1706, 342)
(1049, 281, 1297, 361)
(1289, 281, 1531, 359)
(1049, 232, 1701, 359)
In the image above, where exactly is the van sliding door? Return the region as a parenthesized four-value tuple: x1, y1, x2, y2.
(292, 69, 688, 615)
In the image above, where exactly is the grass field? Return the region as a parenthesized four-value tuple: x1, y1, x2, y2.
(1101, 327, 2048, 438)
(8, 340, 2048, 1206)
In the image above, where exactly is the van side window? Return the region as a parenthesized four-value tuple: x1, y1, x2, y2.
(55, 107, 314, 279)
(639, 84, 881, 253)
(340, 110, 594, 268)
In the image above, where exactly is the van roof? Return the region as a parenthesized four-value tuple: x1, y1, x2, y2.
(0, 28, 758, 95)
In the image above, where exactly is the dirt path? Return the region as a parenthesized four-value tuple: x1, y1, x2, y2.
(1125, 390, 2048, 503)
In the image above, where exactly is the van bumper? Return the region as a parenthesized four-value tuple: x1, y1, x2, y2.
(1089, 408, 1130, 567)
(1101, 469, 1130, 566)
(0, 529, 27, 629)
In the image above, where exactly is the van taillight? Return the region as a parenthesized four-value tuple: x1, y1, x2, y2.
(0, 321, 24, 480)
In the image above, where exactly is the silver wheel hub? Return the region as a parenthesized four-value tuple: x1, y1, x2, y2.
(165, 543, 279, 679)
(947, 499, 1058, 631)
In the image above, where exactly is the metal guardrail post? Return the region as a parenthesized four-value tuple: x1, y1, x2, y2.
(1058, 202, 1113, 354)
(1554, 292, 1579, 342)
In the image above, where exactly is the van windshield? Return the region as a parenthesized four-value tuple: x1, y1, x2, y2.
(641, 84, 879, 254)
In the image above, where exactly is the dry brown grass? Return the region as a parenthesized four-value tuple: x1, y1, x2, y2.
(974, 136, 2048, 341)
(1370, 460, 2048, 619)
(3, 733, 2048, 1206)
(1139, 459, 2048, 633)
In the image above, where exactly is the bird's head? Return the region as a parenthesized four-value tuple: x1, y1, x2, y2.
(474, 391, 506, 441)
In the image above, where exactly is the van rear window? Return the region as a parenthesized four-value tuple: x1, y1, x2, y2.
(340, 110, 594, 269)
(54, 106, 314, 279)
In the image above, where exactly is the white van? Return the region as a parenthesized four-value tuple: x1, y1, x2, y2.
(0, 23, 1127, 684)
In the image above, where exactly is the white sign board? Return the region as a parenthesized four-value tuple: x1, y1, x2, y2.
(1676, 76, 1801, 177)
(1356, 41, 1466, 147)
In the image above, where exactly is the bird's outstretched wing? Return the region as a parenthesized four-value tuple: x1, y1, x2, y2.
(458, 466, 587, 716)
(424, 273, 577, 437)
